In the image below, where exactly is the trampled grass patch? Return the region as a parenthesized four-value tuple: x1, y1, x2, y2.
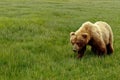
(0, 0, 120, 80)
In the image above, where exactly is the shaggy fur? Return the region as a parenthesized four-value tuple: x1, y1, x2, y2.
(70, 21, 114, 58)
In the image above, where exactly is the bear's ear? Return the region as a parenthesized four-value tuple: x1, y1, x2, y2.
(82, 33, 88, 39)
(70, 32, 75, 36)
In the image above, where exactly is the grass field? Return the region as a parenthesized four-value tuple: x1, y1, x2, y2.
(0, 0, 120, 80)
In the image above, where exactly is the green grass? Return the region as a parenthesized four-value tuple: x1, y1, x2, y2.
(0, 0, 120, 80)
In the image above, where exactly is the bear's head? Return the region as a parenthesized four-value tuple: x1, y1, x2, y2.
(70, 32, 90, 52)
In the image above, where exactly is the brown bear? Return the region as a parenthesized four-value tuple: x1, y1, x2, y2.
(70, 21, 114, 58)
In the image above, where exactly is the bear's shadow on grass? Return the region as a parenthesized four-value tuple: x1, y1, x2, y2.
(84, 50, 96, 58)
(70, 49, 100, 59)
(69, 46, 112, 60)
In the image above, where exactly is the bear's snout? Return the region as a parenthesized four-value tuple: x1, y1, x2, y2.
(72, 44, 79, 52)
(73, 46, 80, 53)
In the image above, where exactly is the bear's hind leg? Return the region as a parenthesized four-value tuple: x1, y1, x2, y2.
(95, 42, 107, 56)
(107, 43, 114, 55)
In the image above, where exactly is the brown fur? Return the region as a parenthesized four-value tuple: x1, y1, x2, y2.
(70, 21, 114, 58)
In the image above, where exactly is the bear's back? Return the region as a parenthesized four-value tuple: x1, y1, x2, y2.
(94, 21, 113, 44)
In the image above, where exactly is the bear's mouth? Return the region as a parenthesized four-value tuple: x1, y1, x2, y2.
(73, 50, 77, 53)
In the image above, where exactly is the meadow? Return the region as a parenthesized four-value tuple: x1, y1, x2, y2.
(0, 0, 120, 80)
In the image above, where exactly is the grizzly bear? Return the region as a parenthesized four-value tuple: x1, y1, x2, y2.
(70, 21, 114, 58)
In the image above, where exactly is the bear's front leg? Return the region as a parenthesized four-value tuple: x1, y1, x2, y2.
(77, 46, 86, 58)
(77, 52, 84, 58)
(91, 46, 97, 53)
